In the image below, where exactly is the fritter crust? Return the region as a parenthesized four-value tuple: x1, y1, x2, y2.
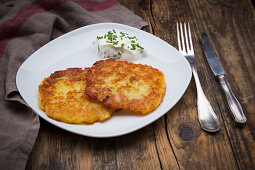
(38, 68, 113, 124)
(85, 59, 166, 114)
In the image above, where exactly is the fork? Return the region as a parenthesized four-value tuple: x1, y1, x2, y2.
(177, 23, 220, 132)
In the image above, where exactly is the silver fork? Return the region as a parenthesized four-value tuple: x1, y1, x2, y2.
(177, 23, 220, 132)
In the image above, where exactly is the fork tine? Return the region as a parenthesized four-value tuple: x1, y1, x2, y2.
(180, 23, 186, 53)
(177, 23, 181, 51)
(184, 23, 190, 52)
(188, 23, 193, 52)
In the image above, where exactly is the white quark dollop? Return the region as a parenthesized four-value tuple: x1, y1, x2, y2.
(92, 29, 145, 61)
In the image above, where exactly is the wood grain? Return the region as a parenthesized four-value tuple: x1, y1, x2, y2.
(0, 0, 252, 169)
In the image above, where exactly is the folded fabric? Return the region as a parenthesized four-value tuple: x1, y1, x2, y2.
(0, 0, 147, 169)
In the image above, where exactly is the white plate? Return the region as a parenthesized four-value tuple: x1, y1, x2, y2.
(16, 23, 191, 138)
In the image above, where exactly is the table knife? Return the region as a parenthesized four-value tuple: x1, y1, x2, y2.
(201, 33, 246, 124)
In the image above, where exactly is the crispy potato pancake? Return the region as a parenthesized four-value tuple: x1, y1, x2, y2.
(38, 68, 114, 124)
(85, 59, 166, 114)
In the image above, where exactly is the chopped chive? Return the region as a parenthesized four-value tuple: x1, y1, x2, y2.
(128, 36, 135, 39)
(135, 43, 144, 49)
(118, 52, 122, 55)
(112, 41, 118, 45)
(97, 36, 103, 40)
(97, 30, 144, 51)
(130, 44, 137, 50)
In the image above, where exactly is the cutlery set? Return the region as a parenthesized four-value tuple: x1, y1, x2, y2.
(176, 23, 246, 132)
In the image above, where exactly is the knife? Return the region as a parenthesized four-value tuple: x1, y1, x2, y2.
(201, 33, 246, 124)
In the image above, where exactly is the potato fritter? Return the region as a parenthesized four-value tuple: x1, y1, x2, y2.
(38, 68, 114, 124)
(85, 59, 166, 114)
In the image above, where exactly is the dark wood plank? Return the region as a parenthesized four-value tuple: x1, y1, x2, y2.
(0, 0, 11, 3)
(119, 1, 181, 169)
(26, 119, 164, 170)
(144, 0, 255, 169)
(142, 0, 237, 169)
(187, 0, 255, 169)
(10, 0, 254, 169)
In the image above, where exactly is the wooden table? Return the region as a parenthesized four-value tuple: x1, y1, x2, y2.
(23, 0, 255, 169)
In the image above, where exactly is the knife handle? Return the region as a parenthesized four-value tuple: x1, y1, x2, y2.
(218, 75, 246, 124)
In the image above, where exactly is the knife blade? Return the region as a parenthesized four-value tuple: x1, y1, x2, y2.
(201, 33, 247, 124)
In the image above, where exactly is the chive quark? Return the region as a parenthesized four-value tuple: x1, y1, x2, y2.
(94, 29, 145, 61)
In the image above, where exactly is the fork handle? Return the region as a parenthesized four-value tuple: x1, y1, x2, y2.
(218, 75, 246, 124)
(191, 64, 220, 132)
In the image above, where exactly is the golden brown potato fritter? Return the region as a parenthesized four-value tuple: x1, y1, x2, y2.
(85, 59, 166, 114)
(38, 68, 114, 124)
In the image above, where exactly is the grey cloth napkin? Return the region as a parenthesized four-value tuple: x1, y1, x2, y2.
(0, 0, 147, 169)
